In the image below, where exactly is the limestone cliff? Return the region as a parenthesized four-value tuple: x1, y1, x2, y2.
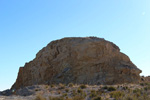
(12, 37, 142, 89)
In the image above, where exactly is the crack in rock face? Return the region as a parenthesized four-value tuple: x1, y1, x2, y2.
(11, 37, 142, 90)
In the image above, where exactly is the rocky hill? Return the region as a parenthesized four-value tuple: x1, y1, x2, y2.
(11, 37, 142, 90)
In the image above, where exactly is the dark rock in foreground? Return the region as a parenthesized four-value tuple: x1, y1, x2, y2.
(0, 89, 13, 96)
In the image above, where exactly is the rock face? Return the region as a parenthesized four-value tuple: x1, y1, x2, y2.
(12, 37, 142, 89)
(141, 76, 150, 82)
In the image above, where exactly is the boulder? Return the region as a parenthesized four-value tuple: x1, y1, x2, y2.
(141, 76, 150, 82)
(15, 85, 38, 96)
(12, 37, 142, 90)
(0, 89, 12, 96)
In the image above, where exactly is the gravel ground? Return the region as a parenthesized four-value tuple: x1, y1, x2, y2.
(0, 84, 149, 100)
(0, 95, 34, 100)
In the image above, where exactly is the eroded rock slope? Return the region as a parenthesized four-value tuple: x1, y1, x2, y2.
(12, 37, 141, 89)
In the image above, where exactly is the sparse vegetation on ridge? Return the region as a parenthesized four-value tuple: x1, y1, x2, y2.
(34, 95, 46, 100)
(79, 84, 87, 89)
(1, 83, 150, 100)
(32, 83, 150, 100)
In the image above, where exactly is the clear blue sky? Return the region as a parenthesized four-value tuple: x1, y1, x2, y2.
(0, 0, 150, 91)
